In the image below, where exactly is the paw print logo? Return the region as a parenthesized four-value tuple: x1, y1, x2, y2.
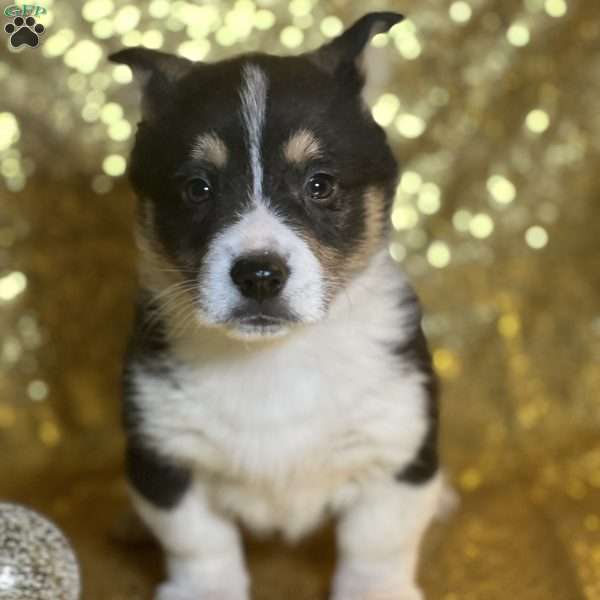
(4, 16, 45, 49)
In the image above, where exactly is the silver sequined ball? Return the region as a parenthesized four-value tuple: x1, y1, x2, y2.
(0, 503, 80, 600)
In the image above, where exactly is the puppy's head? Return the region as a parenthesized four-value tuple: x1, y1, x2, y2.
(111, 12, 401, 340)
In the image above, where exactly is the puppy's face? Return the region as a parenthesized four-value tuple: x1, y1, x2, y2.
(112, 13, 401, 340)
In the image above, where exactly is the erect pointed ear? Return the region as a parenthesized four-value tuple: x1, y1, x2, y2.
(108, 48, 193, 119)
(310, 12, 404, 98)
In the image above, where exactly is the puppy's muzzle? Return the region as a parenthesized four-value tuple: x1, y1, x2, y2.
(230, 253, 289, 302)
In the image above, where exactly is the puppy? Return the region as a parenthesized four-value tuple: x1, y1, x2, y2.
(111, 12, 443, 600)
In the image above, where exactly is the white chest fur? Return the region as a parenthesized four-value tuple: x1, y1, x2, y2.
(133, 254, 429, 539)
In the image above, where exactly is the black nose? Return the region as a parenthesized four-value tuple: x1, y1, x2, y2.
(230, 254, 290, 302)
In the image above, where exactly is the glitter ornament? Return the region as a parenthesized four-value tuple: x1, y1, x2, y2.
(0, 504, 81, 600)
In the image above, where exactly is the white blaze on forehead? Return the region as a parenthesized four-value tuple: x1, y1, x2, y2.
(239, 63, 268, 206)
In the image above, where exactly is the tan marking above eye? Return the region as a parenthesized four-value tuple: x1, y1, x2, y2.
(283, 129, 322, 164)
(191, 132, 228, 168)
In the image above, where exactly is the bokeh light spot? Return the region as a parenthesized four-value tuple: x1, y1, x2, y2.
(389, 242, 406, 263)
(0, 271, 27, 301)
(545, 0, 567, 17)
(392, 206, 419, 230)
(42, 28, 75, 57)
(427, 241, 451, 268)
(469, 213, 494, 238)
(400, 170, 423, 194)
(418, 183, 442, 214)
(148, 0, 170, 19)
(27, 380, 49, 401)
(81, 103, 101, 122)
(487, 174, 516, 204)
(434, 348, 461, 378)
(393, 18, 416, 35)
(64, 39, 103, 74)
(449, 1, 472, 23)
(100, 102, 123, 124)
(122, 30, 143, 47)
(108, 120, 132, 141)
(460, 468, 482, 491)
(102, 154, 126, 177)
(525, 109, 550, 133)
(320, 16, 343, 38)
(112, 64, 132, 84)
(395, 34, 422, 60)
(142, 30, 164, 49)
(371, 33, 389, 47)
(254, 9, 275, 30)
(498, 313, 521, 338)
(507, 22, 530, 46)
(372, 94, 400, 127)
(82, 0, 114, 22)
(92, 18, 113, 39)
(396, 114, 426, 138)
(216, 27, 238, 47)
(113, 5, 141, 34)
(525, 225, 549, 248)
(2, 157, 22, 178)
(280, 26, 304, 48)
(178, 40, 211, 61)
(0, 113, 20, 151)
(289, 0, 311, 17)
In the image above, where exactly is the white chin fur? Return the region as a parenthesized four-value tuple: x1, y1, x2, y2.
(190, 309, 294, 341)
(224, 323, 291, 342)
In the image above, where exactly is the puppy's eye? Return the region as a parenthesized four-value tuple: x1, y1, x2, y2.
(184, 177, 212, 204)
(306, 173, 336, 203)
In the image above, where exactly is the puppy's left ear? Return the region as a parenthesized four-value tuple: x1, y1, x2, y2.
(310, 12, 403, 99)
(108, 48, 193, 120)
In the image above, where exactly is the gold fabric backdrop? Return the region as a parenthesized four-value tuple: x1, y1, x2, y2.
(1, 0, 599, 598)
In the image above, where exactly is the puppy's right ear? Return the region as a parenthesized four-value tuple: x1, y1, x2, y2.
(108, 48, 193, 119)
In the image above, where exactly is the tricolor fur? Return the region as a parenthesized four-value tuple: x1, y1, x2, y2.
(111, 12, 447, 600)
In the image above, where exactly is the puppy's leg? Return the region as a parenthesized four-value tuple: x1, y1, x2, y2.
(126, 444, 249, 600)
(331, 474, 442, 600)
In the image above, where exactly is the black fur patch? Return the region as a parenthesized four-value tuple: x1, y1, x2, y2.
(125, 437, 192, 510)
(122, 293, 191, 508)
(394, 293, 439, 485)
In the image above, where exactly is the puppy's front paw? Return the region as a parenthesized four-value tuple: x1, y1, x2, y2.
(331, 570, 424, 600)
(331, 587, 423, 600)
(155, 581, 196, 600)
(155, 580, 247, 600)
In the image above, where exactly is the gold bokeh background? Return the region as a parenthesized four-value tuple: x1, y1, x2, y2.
(1, 0, 599, 598)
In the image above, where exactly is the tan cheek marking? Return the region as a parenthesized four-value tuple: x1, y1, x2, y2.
(283, 129, 322, 164)
(135, 202, 197, 333)
(135, 225, 180, 292)
(298, 187, 388, 301)
(292, 227, 343, 303)
(191, 132, 228, 168)
(346, 186, 387, 272)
